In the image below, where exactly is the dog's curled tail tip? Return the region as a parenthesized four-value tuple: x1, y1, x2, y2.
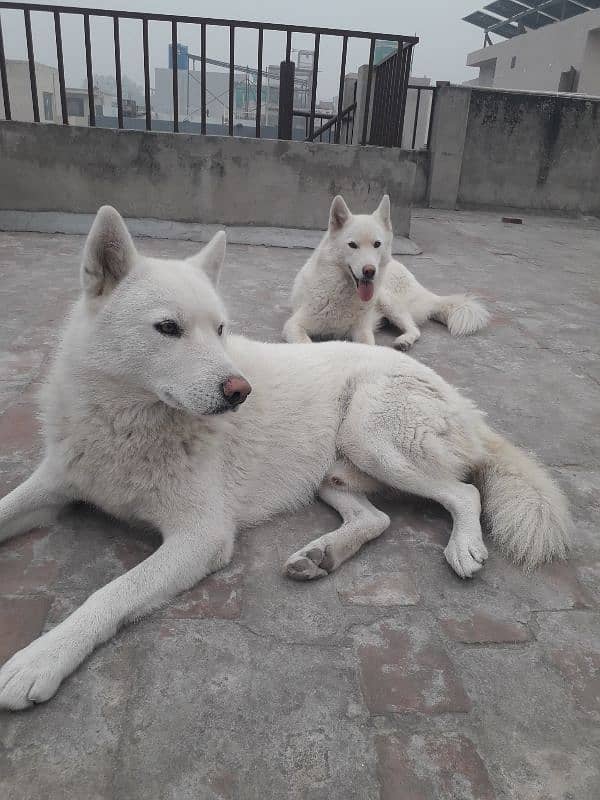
(475, 427, 571, 571)
(435, 295, 491, 336)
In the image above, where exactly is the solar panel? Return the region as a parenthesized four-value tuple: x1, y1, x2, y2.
(485, 0, 529, 17)
(463, 10, 505, 28)
(543, 0, 588, 18)
(492, 21, 522, 36)
(519, 10, 555, 26)
(464, 0, 598, 38)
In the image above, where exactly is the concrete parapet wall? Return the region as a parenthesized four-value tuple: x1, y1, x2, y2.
(426, 85, 600, 216)
(0, 122, 416, 236)
(458, 88, 600, 216)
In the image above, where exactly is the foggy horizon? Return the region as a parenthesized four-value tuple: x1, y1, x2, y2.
(1, 0, 485, 107)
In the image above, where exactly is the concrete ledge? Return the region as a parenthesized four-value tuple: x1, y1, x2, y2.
(0, 210, 423, 255)
(0, 121, 417, 237)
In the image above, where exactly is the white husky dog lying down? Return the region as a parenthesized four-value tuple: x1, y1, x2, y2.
(0, 207, 569, 710)
(283, 195, 490, 350)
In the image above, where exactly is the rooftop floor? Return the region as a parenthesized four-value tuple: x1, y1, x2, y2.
(0, 209, 599, 799)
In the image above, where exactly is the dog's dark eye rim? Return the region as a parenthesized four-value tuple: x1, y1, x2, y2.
(154, 320, 182, 337)
(374, 240, 381, 248)
(348, 241, 359, 249)
(217, 323, 224, 336)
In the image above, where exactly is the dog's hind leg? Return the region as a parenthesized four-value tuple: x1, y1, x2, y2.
(285, 472, 390, 581)
(338, 381, 488, 578)
(0, 461, 68, 545)
(347, 443, 486, 578)
(0, 514, 234, 709)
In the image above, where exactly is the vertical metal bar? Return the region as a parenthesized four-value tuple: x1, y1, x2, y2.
(83, 13, 95, 126)
(392, 48, 404, 147)
(229, 25, 234, 136)
(334, 35, 347, 144)
(411, 87, 421, 149)
(24, 9, 39, 122)
(53, 12, 68, 124)
(113, 16, 124, 129)
(426, 86, 436, 151)
(200, 22, 206, 134)
(0, 14, 10, 121)
(278, 59, 294, 139)
(141, 18, 150, 130)
(286, 30, 292, 62)
(171, 19, 178, 132)
(308, 32, 320, 140)
(255, 27, 263, 138)
(348, 82, 355, 144)
(391, 46, 405, 147)
(395, 45, 407, 147)
(397, 44, 413, 147)
(361, 37, 375, 145)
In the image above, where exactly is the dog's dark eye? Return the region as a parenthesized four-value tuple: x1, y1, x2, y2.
(348, 241, 359, 249)
(374, 241, 381, 248)
(217, 324, 224, 336)
(154, 320, 182, 337)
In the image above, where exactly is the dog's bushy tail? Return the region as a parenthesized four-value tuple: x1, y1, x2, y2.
(473, 425, 571, 570)
(432, 294, 490, 336)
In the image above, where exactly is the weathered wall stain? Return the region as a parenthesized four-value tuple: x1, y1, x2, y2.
(537, 97, 563, 186)
(458, 88, 600, 215)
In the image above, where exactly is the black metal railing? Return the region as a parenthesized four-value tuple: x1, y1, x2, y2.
(369, 46, 411, 147)
(299, 102, 356, 144)
(0, 1, 418, 146)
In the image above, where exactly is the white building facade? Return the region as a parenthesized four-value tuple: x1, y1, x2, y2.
(466, 6, 600, 95)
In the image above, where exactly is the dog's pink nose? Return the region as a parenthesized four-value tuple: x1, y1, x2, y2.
(222, 376, 252, 406)
(363, 266, 375, 279)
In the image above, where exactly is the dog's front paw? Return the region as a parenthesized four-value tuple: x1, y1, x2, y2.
(0, 637, 71, 710)
(285, 544, 333, 581)
(393, 337, 412, 352)
(444, 536, 488, 579)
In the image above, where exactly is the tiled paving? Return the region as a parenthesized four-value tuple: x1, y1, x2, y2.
(0, 209, 599, 799)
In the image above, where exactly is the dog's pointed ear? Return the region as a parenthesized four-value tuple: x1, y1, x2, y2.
(188, 230, 226, 287)
(373, 194, 391, 230)
(329, 195, 351, 231)
(81, 206, 137, 296)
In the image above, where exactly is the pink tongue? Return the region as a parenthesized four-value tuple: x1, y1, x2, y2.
(357, 280, 374, 302)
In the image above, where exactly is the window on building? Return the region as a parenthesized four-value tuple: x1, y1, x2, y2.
(510, 56, 517, 69)
(43, 92, 53, 121)
(67, 96, 85, 117)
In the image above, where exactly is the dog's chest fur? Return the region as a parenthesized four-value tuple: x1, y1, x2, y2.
(44, 388, 222, 521)
(294, 254, 378, 336)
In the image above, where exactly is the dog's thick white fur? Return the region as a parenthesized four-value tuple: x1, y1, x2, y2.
(0, 207, 569, 710)
(283, 195, 490, 350)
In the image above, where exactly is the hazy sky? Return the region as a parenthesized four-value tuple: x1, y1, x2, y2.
(2, 0, 487, 101)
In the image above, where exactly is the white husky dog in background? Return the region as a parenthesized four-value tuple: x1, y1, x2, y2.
(283, 195, 490, 350)
(0, 207, 569, 710)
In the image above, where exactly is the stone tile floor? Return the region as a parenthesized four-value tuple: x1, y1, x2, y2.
(0, 209, 599, 799)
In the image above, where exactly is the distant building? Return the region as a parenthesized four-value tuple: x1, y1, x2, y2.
(64, 86, 104, 126)
(464, 4, 600, 94)
(0, 60, 59, 122)
(0, 59, 105, 125)
(154, 66, 232, 123)
(402, 76, 432, 149)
